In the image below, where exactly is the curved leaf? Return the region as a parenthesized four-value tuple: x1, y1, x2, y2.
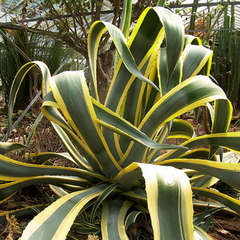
(92, 98, 186, 151)
(153, 7, 184, 79)
(181, 149, 218, 188)
(193, 187, 240, 215)
(101, 198, 133, 240)
(0, 175, 89, 204)
(21, 184, 107, 240)
(182, 45, 212, 81)
(27, 152, 80, 166)
(0, 153, 104, 182)
(139, 164, 194, 240)
(114, 0, 132, 68)
(49, 185, 68, 197)
(0, 142, 25, 154)
(42, 98, 96, 170)
(88, 18, 159, 100)
(0, 204, 46, 225)
(122, 75, 228, 166)
(193, 200, 238, 216)
(194, 226, 214, 240)
(115, 163, 194, 239)
(210, 99, 233, 156)
(157, 158, 240, 189)
(6, 61, 51, 140)
(125, 210, 142, 230)
(159, 132, 240, 160)
(49, 70, 121, 177)
(25, 112, 43, 147)
(90, 183, 119, 222)
(168, 119, 195, 139)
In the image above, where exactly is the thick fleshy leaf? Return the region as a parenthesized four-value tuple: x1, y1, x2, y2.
(180, 149, 215, 160)
(122, 4, 185, 125)
(194, 208, 224, 226)
(210, 99, 233, 156)
(0, 153, 104, 182)
(181, 149, 218, 188)
(168, 119, 195, 139)
(0, 175, 89, 204)
(158, 48, 168, 96)
(92, 98, 186, 152)
(193, 200, 238, 216)
(49, 185, 68, 197)
(51, 123, 94, 170)
(139, 164, 194, 240)
(25, 112, 43, 147)
(184, 35, 202, 46)
(6, 61, 50, 140)
(90, 183, 119, 222)
(182, 45, 212, 81)
(101, 199, 133, 240)
(114, 0, 132, 68)
(153, 7, 184, 80)
(193, 187, 240, 215)
(125, 210, 142, 230)
(41, 98, 95, 171)
(71, 221, 100, 235)
(28, 152, 80, 166)
(119, 0, 132, 39)
(21, 184, 107, 240)
(0, 204, 46, 224)
(165, 56, 182, 93)
(88, 18, 159, 100)
(105, 7, 162, 112)
(0, 142, 25, 154)
(105, 6, 184, 127)
(122, 188, 147, 203)
(49, 70, 121, 177)
(194, 226, 214, 240)
(190, 174, 219, 189)
(122, 75, 228, 166)
(115, 163, 194, 239)
(139, 76, 227, 137)
(157, 158, 240, 189)
(158, 132, 240, 160)
(145, 122, 172, 163)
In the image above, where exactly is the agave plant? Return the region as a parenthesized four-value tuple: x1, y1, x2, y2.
(2, 5, 240, 240)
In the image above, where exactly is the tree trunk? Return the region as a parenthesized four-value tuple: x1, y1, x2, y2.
(96, 49, 115, 103)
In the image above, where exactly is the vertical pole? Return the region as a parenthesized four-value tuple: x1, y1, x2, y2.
(157, 0, 165, 7)
(189, 0, 199, 35)
(231, 0, 235, 30)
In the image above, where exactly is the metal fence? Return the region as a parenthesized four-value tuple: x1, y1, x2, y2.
(167, 0, 240, 33)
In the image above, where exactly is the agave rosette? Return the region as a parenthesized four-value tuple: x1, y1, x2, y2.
(1, 5, 240, 240)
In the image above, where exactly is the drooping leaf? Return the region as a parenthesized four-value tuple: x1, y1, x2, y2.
(101, 198, 133, 240)
(193, 187, 240, 215)
(0, 142, 25, 154)
(21, 184, 107, 240)
(158, 158, 240, 189)
(115, 163, 194, 239)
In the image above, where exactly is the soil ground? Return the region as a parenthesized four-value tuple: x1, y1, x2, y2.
(0, 93, 240, 240)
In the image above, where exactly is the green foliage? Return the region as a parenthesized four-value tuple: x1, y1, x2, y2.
(212, 29, 240, 106)
(0, 30, 80, 105)
(1, 3, 240, 240)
